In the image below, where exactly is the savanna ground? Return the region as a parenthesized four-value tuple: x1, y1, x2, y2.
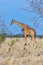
(0, 36, 43, 65)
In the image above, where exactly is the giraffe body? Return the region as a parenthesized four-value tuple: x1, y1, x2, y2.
(11, 19, 36, 43)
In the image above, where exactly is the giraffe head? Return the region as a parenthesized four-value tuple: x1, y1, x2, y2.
(11, 19, 16, 25)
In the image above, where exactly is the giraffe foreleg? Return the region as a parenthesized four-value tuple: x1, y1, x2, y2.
(24, 34, 27, 42)
(24, 34, 27, 50)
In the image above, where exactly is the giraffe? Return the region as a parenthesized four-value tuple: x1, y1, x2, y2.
(11, 19, 36, 43)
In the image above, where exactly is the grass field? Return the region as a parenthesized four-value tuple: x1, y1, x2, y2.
(0, 37, 43, 65)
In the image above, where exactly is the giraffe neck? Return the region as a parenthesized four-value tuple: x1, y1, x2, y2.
(14, 21, 27, 29)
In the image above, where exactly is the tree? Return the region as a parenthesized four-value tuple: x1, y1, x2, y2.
(0, 17, 7, 34)
(0, 17, 14, 36)
(20, 0, 43, 30)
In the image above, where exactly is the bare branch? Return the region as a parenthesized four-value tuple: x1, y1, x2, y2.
(20, 0, 43, 30)
(20, 8, 36, 12)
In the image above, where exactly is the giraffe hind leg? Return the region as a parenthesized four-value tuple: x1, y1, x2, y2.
(32, 36, 36, 44)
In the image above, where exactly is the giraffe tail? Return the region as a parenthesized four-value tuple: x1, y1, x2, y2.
(34, 31, 36, 43)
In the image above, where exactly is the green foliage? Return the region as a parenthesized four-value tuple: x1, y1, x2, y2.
(8, 38, 20, 46)
(16, 38, 19, 42)
(8, 40, 15, 46)
(11, 40, 15, 45)
(0, 34, 6, 43)
(35, 44, 39, 49)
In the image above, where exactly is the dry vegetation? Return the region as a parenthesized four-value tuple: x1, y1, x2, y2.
(0, 37, 43, 65)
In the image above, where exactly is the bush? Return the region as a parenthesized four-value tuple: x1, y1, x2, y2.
(8, 40, 16, 46)
(0, 34, 6, 43)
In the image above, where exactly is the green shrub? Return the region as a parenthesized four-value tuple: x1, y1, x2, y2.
(8, 39, 19, 46)
(11, 40, 14, 45)
(16, 38, 19, 42)
(35, 44, 39, 49)
(8, 40, 15, 46)
(0, 34, 6, 43)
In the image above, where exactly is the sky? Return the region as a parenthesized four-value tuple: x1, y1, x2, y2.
(0, 0, 43, 35)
